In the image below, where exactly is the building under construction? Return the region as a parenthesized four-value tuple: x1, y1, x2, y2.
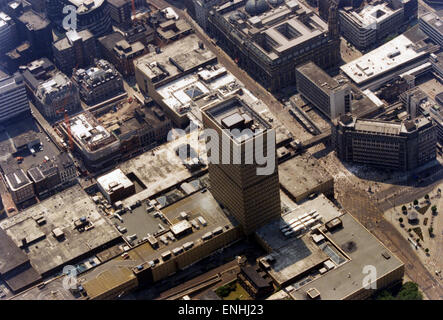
(207, 0, 341, 92)
(58, 111, 120, 171)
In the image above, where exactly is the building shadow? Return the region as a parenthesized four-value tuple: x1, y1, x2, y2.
(340, 159, 443, 188)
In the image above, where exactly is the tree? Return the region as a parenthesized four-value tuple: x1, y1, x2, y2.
(413, 199, 419, 206)
(424, 194, 429, 200)
(396, 282, 423, 300)
(399, 218, 403, 223)
(376, 290, 394, 300)
(429, 227, 434, 237)
(431, 205, 437, 213)
(425, 248, 430, 253)
(402, 205, 407, 212)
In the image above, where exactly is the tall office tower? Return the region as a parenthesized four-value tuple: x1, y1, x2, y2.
(202, 95, 281, 235)
(0, 73, 30, 123)
(0, 12, 17, 55)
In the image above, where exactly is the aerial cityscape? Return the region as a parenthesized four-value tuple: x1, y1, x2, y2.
(0, 0, 443, 305)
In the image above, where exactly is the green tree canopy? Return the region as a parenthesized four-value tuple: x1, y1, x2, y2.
(396, 282, 423, 300)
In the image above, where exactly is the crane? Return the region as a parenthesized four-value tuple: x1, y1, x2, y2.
(131, 0, 137, 24)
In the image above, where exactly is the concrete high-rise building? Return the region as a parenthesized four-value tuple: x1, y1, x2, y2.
(0, 12, 17, 55)
(107, 0, 131, 25)
(202, 95, 281, 235)
(296, 61, 351, 120)
(0, 73, 30, 123)
(339, 0, 413, 50)
(16, 7, 53, 59)
(419, 11, 443, 48)
(52, 29, 97, 75)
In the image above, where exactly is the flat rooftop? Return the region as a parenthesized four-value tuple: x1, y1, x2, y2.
(80, 190, 239, 298)
(68, 112, 118, 152)
(4, 169, 31, 191)
(118, 129, 207, 198)
(342, 2, 401, 28)
(69, 0, 105, 10)
(340, 35, 429, 85)
(0, 116, 62, 176)
(215, 0, 328, 60)
(278, 154, 333, 202)
(18, 10, 49, 31)
(256, 194, 343, 286)
(97, 168, 133, 193)
(0, 228, 28, 276)
(355, 119, 402, 135)
(135, 34, 216, 86)
(156, 65, 234, 116)
(297, 62, 349, 94)
(0, 11, 12, 27)
(154, 61, 291, 145)
(0, 185, 121, 276)
(256, 195, 403, 297)
(203, 95, 272, 143)
(0, 73, 24, 96)
(53, 29, 94, 51)
(341, 116, 432, 135)
(289, 214, 404, 300)
(421, 11, 443, 35)
(157, 17, 192, 41)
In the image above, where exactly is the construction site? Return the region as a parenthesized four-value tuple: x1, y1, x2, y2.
(54, 96, 172, 172)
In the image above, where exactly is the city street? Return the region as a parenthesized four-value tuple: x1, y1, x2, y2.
(164, 0, 443, 299)
(175, 7, 311, 143)
(324, 153, 443, 299)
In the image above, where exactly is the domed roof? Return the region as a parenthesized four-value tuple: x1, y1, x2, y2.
(245, 0, 269, 16)
(269, 0, 284, 7)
